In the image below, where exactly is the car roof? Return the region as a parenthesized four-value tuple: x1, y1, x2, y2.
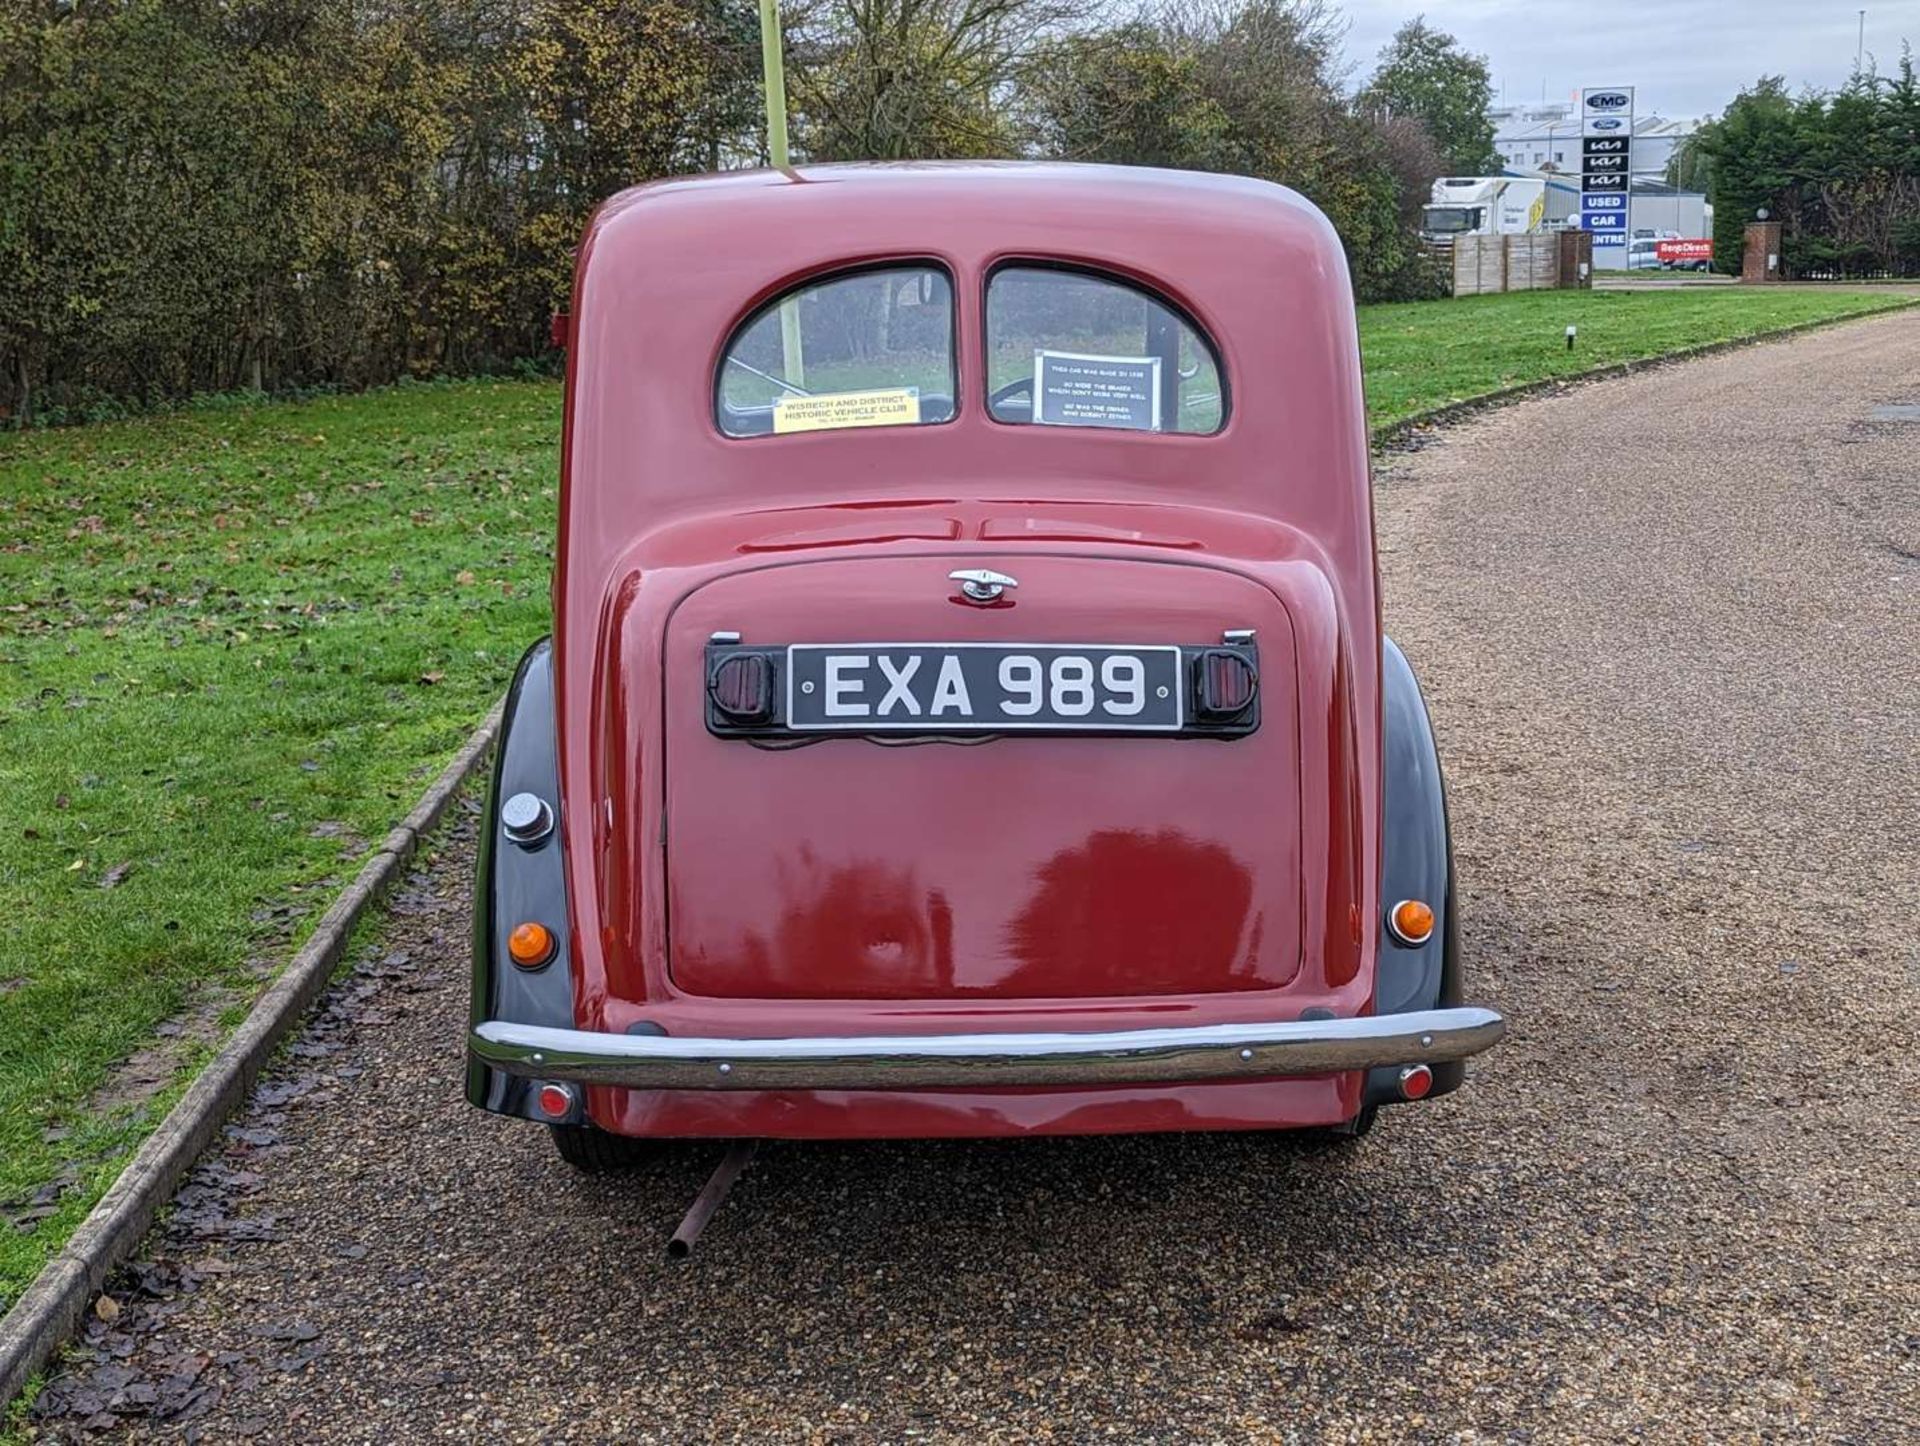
(552, 161, 1380, 730)
(558, 160, 1371, 551)
(590, 161, 1332, 249)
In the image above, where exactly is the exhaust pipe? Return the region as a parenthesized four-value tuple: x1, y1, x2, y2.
(668, 1140, 758, 1259)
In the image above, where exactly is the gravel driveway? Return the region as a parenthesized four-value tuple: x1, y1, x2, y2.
(26, 312, 1920, 1442)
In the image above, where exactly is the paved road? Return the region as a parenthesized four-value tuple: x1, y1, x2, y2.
(28, 313, 1920, 1442)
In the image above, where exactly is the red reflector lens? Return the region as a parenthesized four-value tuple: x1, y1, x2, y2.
(1198, 649, 1256, 717)
(710, 654, 772, 721)
(1398, 1064, 1433, 1101)
(537, 1083, 574, 1119)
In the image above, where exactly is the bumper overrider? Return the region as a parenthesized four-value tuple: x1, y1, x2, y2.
(468, 1006, 1505, 1093)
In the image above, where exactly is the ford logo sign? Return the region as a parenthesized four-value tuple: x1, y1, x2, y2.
(1591, 117, 1624, 131)
(1587, 91, 1632, 111)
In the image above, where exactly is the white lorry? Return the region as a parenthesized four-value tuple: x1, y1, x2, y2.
(1420, 177, 1550, 248)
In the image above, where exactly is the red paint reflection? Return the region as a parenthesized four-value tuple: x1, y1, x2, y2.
(1003, 829, 1259, 994)
(732, 850, 955, 995)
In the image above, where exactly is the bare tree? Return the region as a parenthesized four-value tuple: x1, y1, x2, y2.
(788, 0, 1074, 160)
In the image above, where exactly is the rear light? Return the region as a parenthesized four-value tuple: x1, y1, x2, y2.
(1194, 648, 1257, 718)
(1398, 1064, 1434, 1100)
(1387, 899, 1435, 946)
(709, 652, 773, 723)
(507, 921, 555, 969)
(536, 1082, 575, 1119)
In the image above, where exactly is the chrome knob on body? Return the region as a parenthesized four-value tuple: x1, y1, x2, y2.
(948, 568, 1018, 604)
(501, 791, 554, 847)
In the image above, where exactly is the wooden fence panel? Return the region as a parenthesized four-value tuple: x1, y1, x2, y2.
(1452, 233, 1572, 295)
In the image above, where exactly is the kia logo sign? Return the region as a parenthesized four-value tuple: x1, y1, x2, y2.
(1587, 92, 1632, 111)
(1591, 117, 1624, 131)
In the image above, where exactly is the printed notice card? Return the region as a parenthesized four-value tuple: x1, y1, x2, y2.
(1033, 352, 1162, 431)
(772, 387, 922, 434)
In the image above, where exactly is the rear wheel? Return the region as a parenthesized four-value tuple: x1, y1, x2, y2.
(1327, 1105, 1377, 1139)
(548, 1123, 654, 1172)
(1288, 1105, 1376, 1146)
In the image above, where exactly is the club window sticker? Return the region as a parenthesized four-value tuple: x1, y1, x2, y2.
(772, 387, 922, 435)
(1033, 352, 1163, 431)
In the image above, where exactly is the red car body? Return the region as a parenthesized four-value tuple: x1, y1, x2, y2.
(467, 163, 1504, 1151)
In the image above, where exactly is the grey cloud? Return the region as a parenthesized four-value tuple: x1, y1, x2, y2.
(1340, 1, 1913, 119)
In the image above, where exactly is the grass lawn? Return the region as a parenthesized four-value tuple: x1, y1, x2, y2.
(0, 284, 1913, 1313)
(0, 380, 557, 1306)
(1357, 285, 1913, 430)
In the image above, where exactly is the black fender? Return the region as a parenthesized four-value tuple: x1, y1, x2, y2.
(1364, 636, 1465, 1108)
(466, 638, 580, 1121)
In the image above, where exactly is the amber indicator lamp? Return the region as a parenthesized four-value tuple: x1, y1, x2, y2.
(1387, 899, 1435, 946)
(508, 921, 556, 969)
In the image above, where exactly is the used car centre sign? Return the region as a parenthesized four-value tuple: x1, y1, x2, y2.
(1581, 86, 1634, 249)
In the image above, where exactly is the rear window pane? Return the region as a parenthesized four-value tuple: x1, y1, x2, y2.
(718, 266, 955, 438)
(986, 267, 1223, 434)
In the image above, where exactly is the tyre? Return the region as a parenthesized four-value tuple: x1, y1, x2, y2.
(1279, 1105, 1376, 1147)
(1324, 1105, 1377, 1140)
(548, 1122, 655, 1172)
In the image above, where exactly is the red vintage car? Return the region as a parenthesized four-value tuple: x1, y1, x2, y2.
(467, 163, 1505, 1168)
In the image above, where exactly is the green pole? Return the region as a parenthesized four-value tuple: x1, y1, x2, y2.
(758, 0, 791, 169)
(759, 0, 804, 387)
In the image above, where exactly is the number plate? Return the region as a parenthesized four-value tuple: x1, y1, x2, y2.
(785, 644, 1184, 732)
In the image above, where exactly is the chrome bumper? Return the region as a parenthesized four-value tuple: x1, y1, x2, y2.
(468, 1006, 1506, 1092)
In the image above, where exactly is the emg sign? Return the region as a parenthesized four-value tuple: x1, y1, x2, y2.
(1580, 86, 1635, 254)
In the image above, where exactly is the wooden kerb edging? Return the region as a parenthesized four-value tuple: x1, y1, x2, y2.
(0, 702, 504, 1407)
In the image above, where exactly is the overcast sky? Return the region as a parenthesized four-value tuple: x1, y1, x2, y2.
(1337, 2, 1914, 120)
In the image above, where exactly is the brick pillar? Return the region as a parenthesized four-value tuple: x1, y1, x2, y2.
(1742, 222, 1784, 282)
(1558, 230, 1593, 288)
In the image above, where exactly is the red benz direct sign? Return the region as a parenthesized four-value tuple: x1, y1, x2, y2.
(1657, 239, 1714, 263)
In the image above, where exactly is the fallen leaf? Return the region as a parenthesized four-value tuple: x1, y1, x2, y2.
(251, 1320, 320, 1343)
(418, 671, 444, 686)
(68, 857, 87, 872)
(455, 570, 476, 585)
(93, 1295, 121, 1323)
(100, 862, 132, 890)
(272, 1342, 327, 1373)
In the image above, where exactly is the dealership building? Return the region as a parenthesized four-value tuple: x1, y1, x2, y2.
(1489, 101, 1700, 180)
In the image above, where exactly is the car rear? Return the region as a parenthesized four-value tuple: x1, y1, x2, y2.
(662, 551, 1301, 1002)
(465, 162, 1506, 1147)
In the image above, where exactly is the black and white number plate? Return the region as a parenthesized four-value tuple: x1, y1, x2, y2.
(786, 644, 1184, 732)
